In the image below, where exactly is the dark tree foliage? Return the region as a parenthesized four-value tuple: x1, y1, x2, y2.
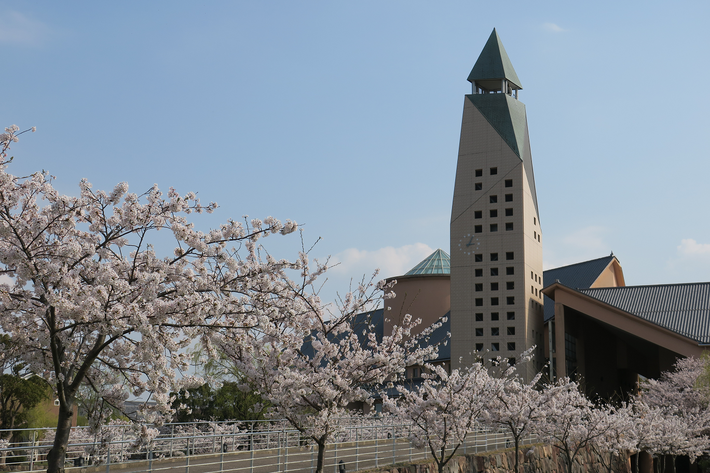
(171, 382, 269, 422)
(0, 335, 50, 437)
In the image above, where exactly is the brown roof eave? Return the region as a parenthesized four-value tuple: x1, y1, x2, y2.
(541, 282, 702, 350)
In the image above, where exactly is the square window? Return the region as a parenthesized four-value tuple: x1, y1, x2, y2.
(506, 222, 514, 231)
(533, 217, 537, 225)
(474, 210, 482, 219)
(475, 225, 482, 233)
(490, 253, 498, 261)
(491, 282, 499, 291)
(531, 271, 534, 279)
(490, 267, 498, 276)
(508, 357, 516, 365)
(475, 343, 483, 351)
(475, 283, 483, 292)
(490, 195, 498, 204)
(475, 298, 483, 306)
(534, 231, 537, 239)
(490, 224, 498, 232)
(506, 281, 514, 290)
(538, 234, 541, 242)
(475, 169, 483, 177)
(491, 327, 499, 336)
(475, 254, 483, 262)
(506, 296, 515, 305)
(507, 312, 515, 320)
(507, 327, 515, 336)
(490, 167, 498, 175)
(490, 209, 497, 218)
(475, 268, 483, 277)
(507, 342, 516, 351)
(475, 182, 482, 191)
(491, 312, 499, 321)
(531, 286, 535, 294)
(491, 343, 500, 352)
(505, 194, 513, 202)
(506, 252, 514, 260)
(476, 328, 483, 336)
(475, 313, 483, 322)
(505, 208, 513, 216)
(506, 266, 514, 275)
(491, 297, 499, 306)
(505, 179, 513, 187)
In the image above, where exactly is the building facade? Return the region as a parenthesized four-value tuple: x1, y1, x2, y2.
(450, 29, 544, 378)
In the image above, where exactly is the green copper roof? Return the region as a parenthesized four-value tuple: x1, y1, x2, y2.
(405, 249, 450, 275)
(467, 93, 527, 158)
(468, 29, 522, 89)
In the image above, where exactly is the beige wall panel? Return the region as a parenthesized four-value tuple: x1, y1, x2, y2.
(451, 95, 542, 380)
(384, 276, 451, 337)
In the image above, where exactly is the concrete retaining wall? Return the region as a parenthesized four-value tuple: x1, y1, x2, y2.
(360, 444, 630, 473)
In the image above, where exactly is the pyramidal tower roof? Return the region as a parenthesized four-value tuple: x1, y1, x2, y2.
(467, 28, 522, 90)
(405, 249, 450, 275)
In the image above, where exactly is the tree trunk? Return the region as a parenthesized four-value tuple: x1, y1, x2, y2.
(514, 436, 520, 473)
(315, 437, 327, 473)
(46, 398, 74, 473)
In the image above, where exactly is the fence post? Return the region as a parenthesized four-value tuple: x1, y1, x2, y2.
(149, 447, 153, 473)
(170, 424, 174, 458)
(391, 424, 396, 465)
(185, 437, 190, 473)
(333, 442, 337, 473)
(105, 443, 110, 473)
(375, 425, 380, 468)
(355, 425, 359, 472)
(30, 430, 36, 471)
(250, 423, 255, 472)
(220, 435, 224, 473)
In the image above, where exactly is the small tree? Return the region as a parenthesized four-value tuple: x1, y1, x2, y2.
(536, 378, 614, 473)
(171, 381, 269, 422)
(0, 334, 51, 465)
(483, 366, 545, 473)
(0, 126, 300, 472)
(222, 275, 440, 473)
(384, 361, 497, 473)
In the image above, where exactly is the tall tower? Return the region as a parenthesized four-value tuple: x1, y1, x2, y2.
(450, 29, 544, 379)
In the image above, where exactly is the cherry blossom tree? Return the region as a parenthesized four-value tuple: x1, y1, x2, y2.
(632, 358, 710, 473)
(644, 357, 709, 415)
(0, 126, 300, 473)
(536, 378, 616, 473)
(587, 403, 635, 473)
(221, 275, 441, 473)
(483, 367, 546, 473)
(384, 361, 500, 473)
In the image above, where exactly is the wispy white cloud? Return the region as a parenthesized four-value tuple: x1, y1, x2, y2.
(329, 243, 435, 280)
(677, 238, 710, 257)
(0, 11, 49, 46)
(542, 22, 566, 33)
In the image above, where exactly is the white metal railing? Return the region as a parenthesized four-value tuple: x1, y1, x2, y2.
(0, 419, 535, 473)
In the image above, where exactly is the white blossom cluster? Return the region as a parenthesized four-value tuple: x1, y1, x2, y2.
(0, 127, 301, 472)
(217, 270, 442, 473)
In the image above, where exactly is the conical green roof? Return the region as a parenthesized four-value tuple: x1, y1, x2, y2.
(405, 249, 450, 276)
(468, 28, 522, 89)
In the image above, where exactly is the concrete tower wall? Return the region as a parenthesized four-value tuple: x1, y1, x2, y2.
(450, 91, 543, 380)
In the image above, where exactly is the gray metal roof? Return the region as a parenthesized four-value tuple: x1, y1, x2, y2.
(543, 255, 616, 321)
(579, 283, 710, 345)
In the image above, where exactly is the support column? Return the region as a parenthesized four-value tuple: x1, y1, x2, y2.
(554, 302, 566, 379)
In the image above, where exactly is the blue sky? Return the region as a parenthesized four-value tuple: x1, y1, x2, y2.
(3, 1, 710, 307)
